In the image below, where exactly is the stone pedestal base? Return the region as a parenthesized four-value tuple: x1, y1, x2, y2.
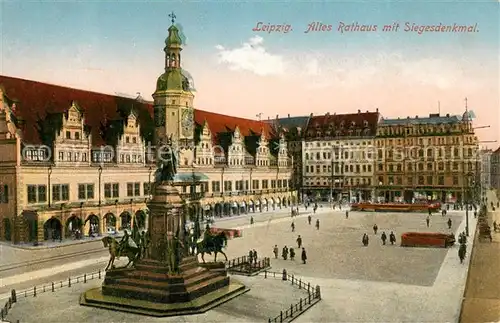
(80, 257, 248, 317)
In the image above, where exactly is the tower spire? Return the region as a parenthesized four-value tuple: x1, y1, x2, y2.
(168, 11, 176, 25)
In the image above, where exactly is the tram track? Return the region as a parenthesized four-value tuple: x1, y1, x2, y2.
(0, 247, 106, 273)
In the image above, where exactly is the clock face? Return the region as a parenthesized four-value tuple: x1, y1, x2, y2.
(181, 108, 193, 137)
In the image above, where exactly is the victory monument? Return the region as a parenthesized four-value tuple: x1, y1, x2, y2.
(80, 13, 248, 316)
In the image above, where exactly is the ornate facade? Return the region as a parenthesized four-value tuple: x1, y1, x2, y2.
(374, 112, 479, 203)
(491, 147, 500, 192)
(0, 22, 295, 244)
(302, 110, 379, 202)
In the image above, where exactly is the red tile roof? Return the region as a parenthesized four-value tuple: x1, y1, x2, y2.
(305, 111, 379, 139)
(194, 109, 275, 144)
(0, 75, 277, 148)
(0, 75, 154, 146)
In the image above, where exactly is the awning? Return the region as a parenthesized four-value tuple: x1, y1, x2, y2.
(204, 205, 211, 211)
(232, 202, 238, 207)
(240, 201, 246, 207)
(173, 172, 209, 182)
(248, 200, 254, 205)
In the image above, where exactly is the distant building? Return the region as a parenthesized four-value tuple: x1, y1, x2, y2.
(0, 21, 295, 244)
(491, 147, 500, 192)
(375, 111, 478, 203)
(302, 110, 379, 202)
(479, 149, 492, 191)
(267, 114, 310, 202)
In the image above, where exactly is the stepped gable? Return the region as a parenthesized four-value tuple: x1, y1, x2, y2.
(0, 75, 154, 146)
(193, 109, 277, 156)
(305, 111, 379, 139)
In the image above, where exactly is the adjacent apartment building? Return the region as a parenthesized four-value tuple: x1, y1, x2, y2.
(374, 112, 478, 203)
(301, 110, 379, 202)
(0, 22, 295, 244)
(491, 147, 500, 192)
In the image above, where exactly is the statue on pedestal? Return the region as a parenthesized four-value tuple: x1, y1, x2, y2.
(155, 135, 178, 183)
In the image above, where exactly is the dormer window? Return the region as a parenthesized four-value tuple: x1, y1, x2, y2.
(363, 120, 369, 127)
(126, 136, 130, 144)
(75, 132, 80, 140)
(66, 131, 71, 139)
(132, 137, 137, 144)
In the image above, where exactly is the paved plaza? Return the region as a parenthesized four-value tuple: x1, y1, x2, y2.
(3, 205, 476, 322)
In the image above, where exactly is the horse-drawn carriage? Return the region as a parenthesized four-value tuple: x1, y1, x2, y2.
(477, 217, 492, 242)
(209, 227, 243, 239)
(400, 232, 455, 248)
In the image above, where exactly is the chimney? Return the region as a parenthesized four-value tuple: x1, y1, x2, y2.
(366, 110, 368, 113)
(376, 108, 378, 112)
(276, 114, 279, 119)
(415, 115, 418, 118)
(310, 113, 313, 117)
(268, 116, 270, 120)
(288, 114, 290, 118)
(325, 112, 330, 117)
(358, 109, 361, 113)
(446, 113, 450, 117)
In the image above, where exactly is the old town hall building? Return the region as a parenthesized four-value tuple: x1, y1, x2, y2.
(0, 22, 295, 244)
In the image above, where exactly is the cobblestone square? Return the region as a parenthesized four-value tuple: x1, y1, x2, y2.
(220, 208, 465, 286)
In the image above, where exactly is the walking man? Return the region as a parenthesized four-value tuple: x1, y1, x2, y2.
(289, 247, 295, 260)
(248, 249, 253, 264)
(301, 247, 307, 264)
(250, 216, 254, 225)
(426, 216, 430, 228)
(381, 232, 387, 245)
(273, 244, 279, 259)
(373, 224, 378, 235)
(346, 211, 349, 219)
(296, 235, 302, 248)
(389, 231, 396, 245)
(308, 215, 312, 225)
(252, 249, 258, 264)
(447, 218, 452, 229)
(282, 246, 288, 260)
(291, 221, 295, 232)
(315, 219, 320, 230)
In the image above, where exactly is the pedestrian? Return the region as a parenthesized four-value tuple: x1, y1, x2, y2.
(428, 208, 432, 216)
(381, 232, 387, 245)
(373, 224, 378, 234)
(252, 249, 258, 264)
(301, 247, 307, 264)
(447, 218, 452, 229)
(315, 219, 320, 230)
(474, 211, 477, 218)
(308, 215, 312, 225)
(289, 247, 295, 260)
(389, 231, 396, 245)
(250, 216, 254, 225)
(291, 221, 295, 232)
(296, 235, 302, 248)
(426, 216, 430, 227)
(345, 210, 349, 219)
(248, 249, 253, 264)
(362, 233, 369, 246)
(273, 244, 279, 259)
(282, 246, 288, 260)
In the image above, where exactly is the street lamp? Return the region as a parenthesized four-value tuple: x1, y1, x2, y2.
(148, 166, 153, 199)
(98, 165, 103, 206)
(48, 165, 53, 207)
(465, 172, 474, 236)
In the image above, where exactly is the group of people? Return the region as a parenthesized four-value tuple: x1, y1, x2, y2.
(273, 242, 308, 264)
(247, 249, 258, 265)
(361, 224, 396, 247)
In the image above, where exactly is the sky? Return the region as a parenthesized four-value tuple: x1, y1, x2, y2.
(0, 1, 499, 147)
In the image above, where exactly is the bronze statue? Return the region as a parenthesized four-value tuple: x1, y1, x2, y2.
(155, 135, 178, 183)
(195, 231, 228, 263)
(102, 236, 141, 271)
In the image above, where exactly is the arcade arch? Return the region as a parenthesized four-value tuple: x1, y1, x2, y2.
(119, 211, 132, 230)
(44, 217, 62, 241)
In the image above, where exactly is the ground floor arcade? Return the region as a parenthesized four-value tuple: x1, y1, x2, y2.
(6, 201, 149, 244)
(374, 187, 463, 203)
(186, 192, 298, 221)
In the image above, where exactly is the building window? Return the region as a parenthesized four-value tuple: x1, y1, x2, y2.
(427, 176, 433, 185)
(78, 184, 94, 199)
(252, 180, 259, 190)
(407, 177, 413, 185)
(58, 151, 64, 161)
(453, 176, 459, 185)
(211, 181, 220, 192)
(438, 176, 444, 185)
(271, 180, 276, 189)
(127, 182, 141, 196)
(27, 185, 47, 203)
(66, 131, 71, 139)
(104, 183, 119, 198)
(75, 132, 80, 140)
(262, 180, 268, 189)
(143, 182, 150, 196)
(0, 185, 8, 203)
(418, 176, 424, 185)
(223, 181, 232, 191)
(52, 184, 69, 202)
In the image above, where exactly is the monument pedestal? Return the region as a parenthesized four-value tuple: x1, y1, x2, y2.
(80, 182, 248, 317)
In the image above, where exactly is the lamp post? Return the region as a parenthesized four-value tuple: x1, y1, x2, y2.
(98, 166, 103, 206)
(148, 166, 153, 199)
(48, 165, 53, 207)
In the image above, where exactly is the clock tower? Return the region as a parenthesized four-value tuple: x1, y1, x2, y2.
(153, 13, 195, 168)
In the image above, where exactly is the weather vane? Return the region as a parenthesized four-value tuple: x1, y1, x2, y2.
(169, 11, 176, 25)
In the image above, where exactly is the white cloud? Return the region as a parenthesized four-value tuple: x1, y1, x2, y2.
(215, 36, 287, 76)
